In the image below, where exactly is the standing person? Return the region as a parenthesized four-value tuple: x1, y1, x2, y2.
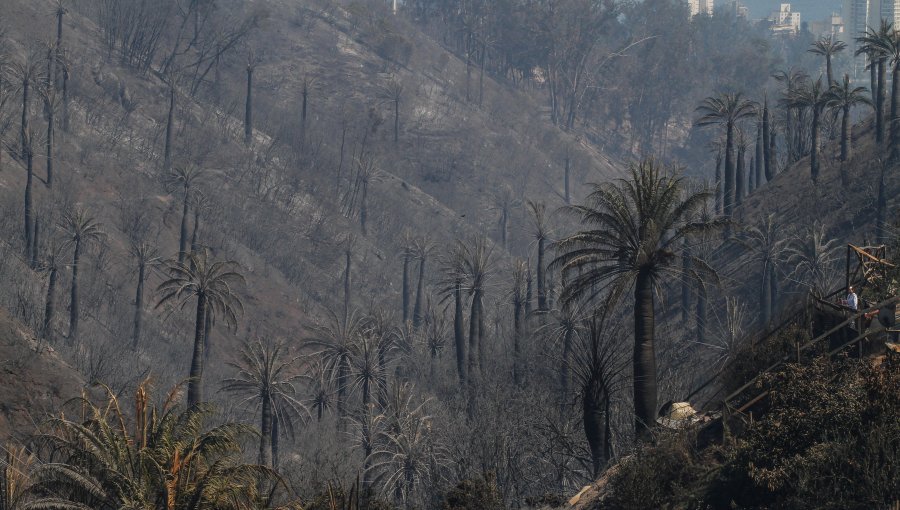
(846, 286, 858, 311)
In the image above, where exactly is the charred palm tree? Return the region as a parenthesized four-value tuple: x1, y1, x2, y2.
(221, 337, 309, 470)
(510, 259, 527, 385)
(552, 159, 723, 437)
(787, 77, 828, 182)
(304, 307, 366, 422)
(156, 248, 244, 407)
(458, 237, 494, 383)
(568, 309, 625, 478)
(399, 229, 415, 322)
(826, 74, 871, 164)
(63, 209, 105, 347)
(440, 242, 468, 386)
(856, 21, 891, 144)
(412, 236, 433, 329)
(527, 200, 551, 311)
(809, 35, 846, 86)
(773, 68, 810, 164)
(165, 164, 204, 264)
(490, 185, 520, 250)
(746, 214, 788, 325)
(130, 240, 160, 348)
(696, 93, 756, 219)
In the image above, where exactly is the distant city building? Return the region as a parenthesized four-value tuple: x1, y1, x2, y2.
(770, 3, 802, 34)
(688, 0, 714, 17)
(809, 13, 845, 36)
(838, 0, 900, 77)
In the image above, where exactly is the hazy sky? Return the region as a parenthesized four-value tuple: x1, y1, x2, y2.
(740, 0, 842, 22)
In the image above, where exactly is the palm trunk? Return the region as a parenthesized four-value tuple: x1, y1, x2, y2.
(723, 123, 734, 217)
(810, 108, 820, 181)
(61, 67, 69, 132)
(454, 280, 466, 385)
(402, 254, 410, 322)
(244, 66, 253, 145)
(583, 384, 607, 478)
(633, 269, 657, 438)
(467, 288, 481, 381)
(186, 294, 208, 407)
(559, 327, 572, 414)
(525, 269, 533, 316)
(696, 282, 707, 348)
(271, 417, 280, 469)
(46, 102, 54, 188)
(500, 209, 508, 249)
(513, 299, 522, 385)
(24, 148, 33, 263)
(892, 63, 900, 161)
(43, 266, 57, 338)
(714, 151, 722, 215)
(258, 391, 273, 467)
(564, 151, 571, 204)
(841, 103, 851, 162)
(344, 249, 352, 318)
(877, 58, 886, 144)
(412, 257, 425, 328)
(769, 267, 778, 317)
(755, 119, 763, 189)
(763, 101, 772, 182)
(826, 55, 834, 86)
(164, 85, 175, 168)
(20, 78, 29, 160)
(393, 98, 399, 143)
(132, 261, 145, 348)
(537, 238, 546, 311)
(178, 192, 190, 264)
(67, 239, 81, 346)
(681, 241, 690, 323)
(876, 165, 887, 244)
(769, 127, 778, 176)
(761, 263, 771, 325)
(735, 144, 745, 206)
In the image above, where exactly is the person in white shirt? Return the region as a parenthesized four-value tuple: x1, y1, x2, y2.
(847, 286, 858, 311)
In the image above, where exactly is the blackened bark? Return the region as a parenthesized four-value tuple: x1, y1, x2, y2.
(633, 269, 657, 438)
(186, 294, 207, 407)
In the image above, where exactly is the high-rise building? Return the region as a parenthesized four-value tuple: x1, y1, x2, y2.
(769, 4, 802, 34)
(840, 0, 892, 77)
(688, 0, 714, 17)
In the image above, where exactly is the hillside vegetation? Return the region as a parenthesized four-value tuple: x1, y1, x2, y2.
(0, 0, 897, 508)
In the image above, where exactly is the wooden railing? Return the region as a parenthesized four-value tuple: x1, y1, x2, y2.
(724, 295, 899, 415)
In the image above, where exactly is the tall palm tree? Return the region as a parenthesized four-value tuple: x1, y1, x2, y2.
(304, 307, 366, 422)
(165, 164, 204, 264)
(130, 240, 160, 348)
(156, 248, 244, 407)
(746, 214, 788, 325)
(826, 74, 871, 163)
(440, 243, 467, 386)
(856, 20, 892, 144)
(527, 200, 551, 311)
(221, 337, 308, 469)
(809, 35, 847, 86)
(696, 92, 756, 219)
(63, 209, 105, 346)
(552, 159, 723, 437)
(788, 77, 828, 182)
(399, 229, 415, 322)
(458, 237, 494, 384)
(877, 28, 900, 159)
(490, 185, 520, 250)
(510, 259, 528, 385)
(412, 236, 433, 329)
(567, 309, 625, 478)
(773, 68, 810, 164)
